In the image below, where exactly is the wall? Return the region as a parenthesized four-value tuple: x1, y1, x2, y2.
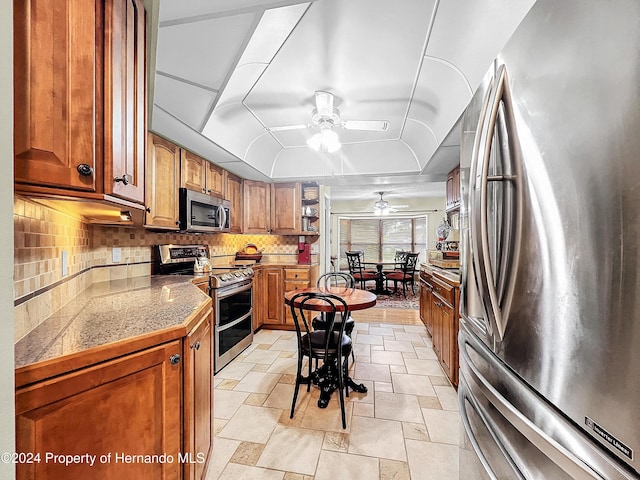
(14, 196, 300, 342)
(0, 0, 15, 475)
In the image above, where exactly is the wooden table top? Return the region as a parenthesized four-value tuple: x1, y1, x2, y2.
(284, 286, 377, 312)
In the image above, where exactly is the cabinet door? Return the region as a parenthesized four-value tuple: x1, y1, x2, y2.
(271, 183, 301, 234)
(145, 133, 179, 229)
(181, 149, 207, 193)
(104, 0, 146, 204)
(14, 0, 99, 192)
(262, 268, 283, 325)
(440, 301, 453, 376)
(225, 172, 243, 233)
(183, 311, 213, 480)
(253, 270, 264, 331)
(15, 341, 182, 480)
(284, 280, 310, 326)
(432, 298, 442, 357)
(206, 163, 225, 197)
(243, 180, 271, 233)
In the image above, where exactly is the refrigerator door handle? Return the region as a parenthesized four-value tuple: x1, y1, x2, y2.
(475, 64, 523, 340)
(460, 332, 606, 480)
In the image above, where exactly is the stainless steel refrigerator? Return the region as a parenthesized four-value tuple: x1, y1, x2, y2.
(458, 0, 640, 478)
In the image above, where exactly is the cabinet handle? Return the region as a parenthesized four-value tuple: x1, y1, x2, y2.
(169, 354, 181, 365)
(191, 341, 201, 350)
(114, 174, 132, 185)
(77, 164, 94, 176)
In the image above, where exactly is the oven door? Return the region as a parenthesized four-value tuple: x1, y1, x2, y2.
(214, 280, 253, 373)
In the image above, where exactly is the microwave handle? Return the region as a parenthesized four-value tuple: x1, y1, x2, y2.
(219, 205, 227, 229)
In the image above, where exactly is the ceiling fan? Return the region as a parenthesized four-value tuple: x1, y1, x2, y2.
(266, 91, 390, 152)
(374, 191, 408, 215)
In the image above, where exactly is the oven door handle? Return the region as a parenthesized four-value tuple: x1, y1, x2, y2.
(213, 280, 253, 299)
(217, 311, 252, 331)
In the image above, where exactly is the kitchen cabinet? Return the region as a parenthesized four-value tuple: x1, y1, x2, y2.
(244, 181, 306, 235)
(243, 180, 271, 233)
(181, 150, 225, 198)
(446, 165, 461, 211)
(183, 310, 213, 480)
(14, 0, 146, 207)
(146, 133, 180, 229)
(283, 268, 311, 326)
(271, 183, 301, 234)
(225, 172, 243, 233)
(419, 266, 459, 386)
(15, 340, 183, 480)
(258, 267, 284, 326)
(255, 265, 318, 329)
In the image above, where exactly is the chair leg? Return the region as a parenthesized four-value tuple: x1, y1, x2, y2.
(337, 356, 347, 429)
(290, 352, 304, 419)
(402, 281, 407, 298)
(344, 355, 349, 398)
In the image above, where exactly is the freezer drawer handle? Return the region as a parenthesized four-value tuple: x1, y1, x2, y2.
(460, 332, 603, 479)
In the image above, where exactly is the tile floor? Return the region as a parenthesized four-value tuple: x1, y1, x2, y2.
(206, 310, 460, 480)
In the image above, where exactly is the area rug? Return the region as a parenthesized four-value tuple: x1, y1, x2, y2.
(374, 288, 419, 309)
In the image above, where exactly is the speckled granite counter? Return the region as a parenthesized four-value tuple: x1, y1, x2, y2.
(420, 262, 461, 286)
(15, 276, 211, 383)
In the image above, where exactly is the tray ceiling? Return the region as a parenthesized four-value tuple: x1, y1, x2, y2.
(151, 0, 536, 183)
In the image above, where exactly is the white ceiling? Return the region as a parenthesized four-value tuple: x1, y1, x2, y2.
(151, 0, 536, 192)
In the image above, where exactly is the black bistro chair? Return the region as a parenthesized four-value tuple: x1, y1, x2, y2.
(312, 272, 356, 361)
(289, 292, 352, 429)
(385, 252, 419, 297)
(345, 251, 377, 289)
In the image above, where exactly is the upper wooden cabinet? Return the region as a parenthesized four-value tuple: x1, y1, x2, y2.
(244, 181, 304, 235)
(271, 182, 301, 235)
(14, 0, 146, 206)
(243, 180, 271, 234)
(181, 150, 225, 198)
(146, 133, 180, 229)
(225, 172, 243, 233)
(446, 165, 461, 211)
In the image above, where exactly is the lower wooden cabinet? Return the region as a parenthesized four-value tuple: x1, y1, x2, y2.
(16, 341, 183, 480)
(183, 310, 213, 480)
(419, 268, 459, 387)
(254, 265, 318, 329)
(15, 306, 214, 480)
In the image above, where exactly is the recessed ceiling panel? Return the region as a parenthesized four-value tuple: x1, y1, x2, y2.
(426, 0, 536, 91)
(401, 120, 440, 170)
(407, 57, 472, 143)
(215, 63, 267, 110)
(271, 147, 344, 179)
(245, 0, 437, 141)
(154, 75, 216, 128)
(243, 134, 282, 175)
(156, 13, 256, 89)
(201, 104, 267, 159)
(338, 141, 419, 177)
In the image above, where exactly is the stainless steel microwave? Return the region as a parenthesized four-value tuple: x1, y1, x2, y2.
(178, 187, 231, 233)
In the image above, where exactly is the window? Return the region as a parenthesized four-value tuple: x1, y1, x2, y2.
(338, 217, 427, 269)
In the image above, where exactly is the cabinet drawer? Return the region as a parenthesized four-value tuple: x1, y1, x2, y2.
(431, 276, 454, 306)
(284, 269, 310, 281)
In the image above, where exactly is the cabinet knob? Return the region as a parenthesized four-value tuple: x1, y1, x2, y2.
(77, 164, 94, 176)
(114, 174, 132, 185)
(191, 341, 201, 350)
(145, 207, 151, 213)
(207, 189, 211, 194)
(169, 354, 181, 365)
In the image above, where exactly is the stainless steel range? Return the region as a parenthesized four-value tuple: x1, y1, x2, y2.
(153, 245, 254, 373)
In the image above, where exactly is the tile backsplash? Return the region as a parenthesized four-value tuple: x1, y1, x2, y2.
(13, 195, 301, 341)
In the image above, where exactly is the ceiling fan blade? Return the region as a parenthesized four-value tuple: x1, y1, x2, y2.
(342, 120, 390, 132)
(266, 124, 310, 132)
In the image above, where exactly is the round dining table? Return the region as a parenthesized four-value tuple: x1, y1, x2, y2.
(284, 286, 376, 407)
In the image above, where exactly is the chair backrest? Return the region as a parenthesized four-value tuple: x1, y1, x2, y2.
(393, 250, 409, 269)
(289, 292, 350, 361)
(345, 251, 365, 275)
(317, 271, 356, 289)
(402, 252, 420, 274)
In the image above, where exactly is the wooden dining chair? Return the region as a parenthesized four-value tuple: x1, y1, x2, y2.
(345, 251, 377, 289)
(289, 292, 352, 429)
(385, 252, 420, 297)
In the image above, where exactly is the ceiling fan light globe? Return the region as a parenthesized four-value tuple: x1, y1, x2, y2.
(306, 133, 322, 151)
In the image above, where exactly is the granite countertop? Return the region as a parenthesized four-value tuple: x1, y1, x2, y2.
(420, 262, 461, 286)
(15, 276, 211, 371)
